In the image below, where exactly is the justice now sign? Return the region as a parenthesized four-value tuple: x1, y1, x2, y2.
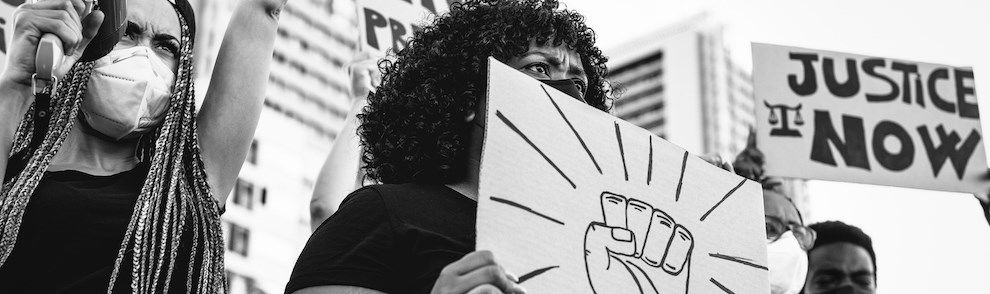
(753, 43, 989, 194)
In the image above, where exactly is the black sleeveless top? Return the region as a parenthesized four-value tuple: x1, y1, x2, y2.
(0, 153, 192, 293)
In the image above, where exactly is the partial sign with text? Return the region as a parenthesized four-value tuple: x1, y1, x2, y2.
(753, 43, 988, 194)
(355, 0, 454, 55)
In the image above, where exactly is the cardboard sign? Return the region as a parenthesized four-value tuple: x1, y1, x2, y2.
(753, 43, 989, 194)
(355, 0, 452, 55)
(476, 57, 769, 294)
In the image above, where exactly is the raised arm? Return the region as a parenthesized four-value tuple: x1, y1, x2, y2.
(196, 0, 285, 203)
(309, 54, 379, 229)
(310, 105, 365, 230)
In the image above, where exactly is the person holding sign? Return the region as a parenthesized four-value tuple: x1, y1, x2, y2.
(0, 0, 285, 291)
(285, 0, 612, 293)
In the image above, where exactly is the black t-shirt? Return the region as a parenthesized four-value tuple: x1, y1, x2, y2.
(285, 183, 477, 294)
(0, 153, 194, 293)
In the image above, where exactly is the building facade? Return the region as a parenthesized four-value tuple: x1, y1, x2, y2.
(606, 13, 810, 216)
(189, 0, 359, 293)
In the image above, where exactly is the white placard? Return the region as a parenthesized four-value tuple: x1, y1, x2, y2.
(477, 57, 768, 294)
(753, 43, 988, 195)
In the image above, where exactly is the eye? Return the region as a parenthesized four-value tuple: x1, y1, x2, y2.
(155, 41, 179, 56)
(853, 274, 875, 288)
(765, 223, 782, 239)
(524, 63, 551, 77)
(765, 217, 785, 239)
(814, 274, 840, 287)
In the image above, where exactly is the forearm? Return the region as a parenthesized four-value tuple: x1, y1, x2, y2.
(310, 101, 367, 230)
(197, 0, 282, 201)
(0, 82, 33, 181)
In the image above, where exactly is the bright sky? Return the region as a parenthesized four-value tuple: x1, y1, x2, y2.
(561, 0, 990, 292)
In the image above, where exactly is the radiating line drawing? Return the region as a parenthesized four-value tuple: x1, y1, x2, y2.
(647, 136, 654, 185)
(490, 196, 565, 226)
(708, 253, 769, 270)
(495, 111, 576, 189)
(541, 84, 603, 175)
(615, 122, 629, 181)
(518, 265, 560, 283)
(676, 151, 688, 201)
(710, 277, 735, 294)
(482, 79, 766, 294)
(699, 179, 747, 222)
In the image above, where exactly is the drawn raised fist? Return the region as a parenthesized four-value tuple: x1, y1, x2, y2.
(584, 192, 693, 294)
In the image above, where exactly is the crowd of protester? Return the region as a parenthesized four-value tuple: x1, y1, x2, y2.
(0, 0, 984, 293)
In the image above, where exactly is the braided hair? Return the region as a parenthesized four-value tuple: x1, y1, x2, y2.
(0, 3, 225, 293)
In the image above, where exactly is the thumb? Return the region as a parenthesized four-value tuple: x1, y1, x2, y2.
(585, 223, 636, 266)
(73, 10, 104, 57)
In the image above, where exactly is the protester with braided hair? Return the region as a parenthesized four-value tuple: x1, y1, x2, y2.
(0, 0, 286, 292)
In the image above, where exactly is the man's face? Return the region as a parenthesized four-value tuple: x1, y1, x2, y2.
(804, 242, 876, 294)
(505, 41, 589, 95)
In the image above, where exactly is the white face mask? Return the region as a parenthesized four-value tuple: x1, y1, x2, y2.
(768, 231, 809, 294)
(81, 46, 175, 141)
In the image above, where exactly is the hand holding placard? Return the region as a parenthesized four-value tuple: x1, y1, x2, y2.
(585, 192, 692, 294)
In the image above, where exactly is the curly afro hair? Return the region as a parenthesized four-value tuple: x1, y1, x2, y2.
(358, 0, 613, 184)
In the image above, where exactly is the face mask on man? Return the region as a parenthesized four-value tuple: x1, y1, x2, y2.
(540, 79, 586, 103)
(768, 231, 809, 294)
(81, 46, 175, 141)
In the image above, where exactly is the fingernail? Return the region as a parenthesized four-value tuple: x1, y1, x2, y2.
(611, 228, 633, 242)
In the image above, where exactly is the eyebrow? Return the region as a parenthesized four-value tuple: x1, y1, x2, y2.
(520, 50, 586, 77)
(127, 21, 179, 43)
(813, 269, 845, 276)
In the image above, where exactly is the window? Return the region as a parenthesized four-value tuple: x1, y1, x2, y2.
(260, 188, 268, 205)
(232, 179, 254, 210)
(226, 223, 250, 257)
(246, 139, 259, 165)
(227, 270, 266, 294)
